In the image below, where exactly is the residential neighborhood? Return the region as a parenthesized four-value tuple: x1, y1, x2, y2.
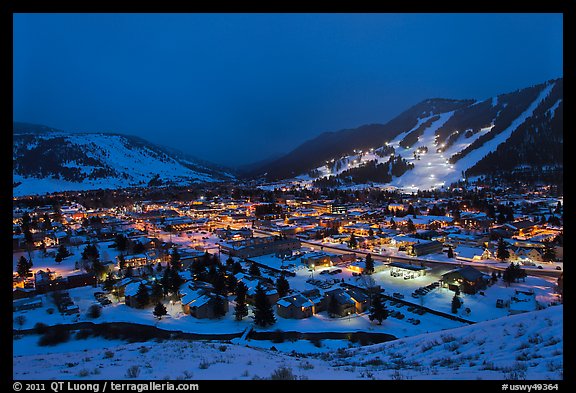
(13, 183, 563, 343)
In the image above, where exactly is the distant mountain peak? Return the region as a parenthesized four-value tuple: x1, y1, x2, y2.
(251, 78, 562, 190)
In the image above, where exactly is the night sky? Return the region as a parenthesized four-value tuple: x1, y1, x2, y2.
(13, 13, 562, 168)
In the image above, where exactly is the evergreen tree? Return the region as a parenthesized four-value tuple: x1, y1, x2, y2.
(503, 263, 516, 286)
(55, 245, 70, 261)
(452, 209, 461, 222)
(102, 273, 115, 291)
(327, 295, 340, 318)
(368, 293, 388, 325)
(226, 256, 235, 267)
(212, 296, 227, 318)
(276, 274, 290, 297)
(232, 261, 244, 275)
(118, 254, 126, 270)
(514, 263, 527, 282)
(234, 281, 249, 321)
(170, 248, 182, 271)
(249, 263, 261, 277)
(114, 234, 128, 252)
(406, 218, 416, 233)
(212, 271, 227, 295)
(253, 284, 276, 327)
(491, 271, 498, 284)
(134, 283, 150, 308)
(451, 294, 461, 314)
(542, 239, 556, 262)
(125, 266, 133, 278)
(496, 237, 510, 261)
(505, 208, 515, 222)
(206, 264, 218, 283)
(390, 217, 396, 229)
(447, 245, 454, 258)
(168, 269, 184, 296)
(156, 263, 163, 273)
(132, 241, 146, 254)
(364, 253, 374, 275)
(81, 244, 100, 262)
(348, 233, 358, 249)
(368, 228, 374, 237)
(407, 204, 415, 215)
(226, 274, 238, 294)
(92, 260, 107, 280)
(17, 256, 32, 278)
(42, 213, 52, 230)
(161, 267, 171, 296)
(153, 302, 167, 320)
(40, 240, 47, 256)
(192, 259, 206, 279)
(151, 281, 164, 303)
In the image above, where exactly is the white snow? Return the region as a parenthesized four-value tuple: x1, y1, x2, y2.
(13, 306, 563, 380)
(547, 99, 562, 117)
(294, 82, 557, 191)
(13, 133, 233, 197)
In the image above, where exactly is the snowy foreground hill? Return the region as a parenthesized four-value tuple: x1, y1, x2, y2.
(13, 306, 562, 380)
(13, 124, 235, 196)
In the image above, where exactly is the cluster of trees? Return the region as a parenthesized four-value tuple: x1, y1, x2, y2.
(14, 135, 117, 181)
(17, 255, 33, 278)
(308, 169, 322, 178)
(80, 243, 106, 280)
(467, 84, 562, 179)
(253, 284, 276, 327)
(313, 155, 415, 187)
(450, 83, 545, 164)
(502, 263, 527, 286)
(364, 253, 374, 275)
(313, 227, 340, 240)
(368, 292, 388, 324)
(254, 203, 283, 218)
(55, 244, 71, 262)
(399, 115, 440, 149)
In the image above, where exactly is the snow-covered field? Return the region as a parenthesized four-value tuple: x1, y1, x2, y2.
(13, 229, 563, 380)
(13, 306, 563, 380)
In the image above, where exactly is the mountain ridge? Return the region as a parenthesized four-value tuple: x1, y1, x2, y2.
(12, 124, 235, 196)
(252, 78, 562, 190)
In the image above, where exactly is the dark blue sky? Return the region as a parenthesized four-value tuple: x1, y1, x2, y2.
(13, 13, 562, 168)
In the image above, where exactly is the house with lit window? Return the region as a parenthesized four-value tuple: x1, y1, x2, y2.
(454, 245, 493, 262)
(301, 252, 332, 268)
(441, 266, 490, 295)
(276, 293, 315, 319)
(180, 281, 229, 319)
(388, 262, 427, 279)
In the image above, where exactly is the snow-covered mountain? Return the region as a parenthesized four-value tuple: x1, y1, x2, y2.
(254, 78, 562, 190)
(13, 306, 562, 380)
(12, 123, 235, 196)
